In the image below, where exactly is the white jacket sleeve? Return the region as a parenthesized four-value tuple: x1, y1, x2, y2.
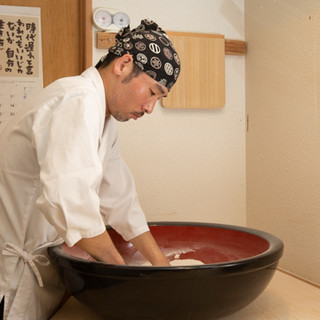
(98, 121, 149, 241)
(33, 93, 106, 247)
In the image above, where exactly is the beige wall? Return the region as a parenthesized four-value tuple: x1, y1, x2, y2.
(246, 0, 320, 284)
(93, 0, 246, 225)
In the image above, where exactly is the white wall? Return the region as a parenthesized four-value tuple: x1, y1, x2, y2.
(92, 0, 246, 225)
(246, 0, 320, 284)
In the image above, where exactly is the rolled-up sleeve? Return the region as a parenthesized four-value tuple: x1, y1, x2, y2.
(33, 93, 106, 246)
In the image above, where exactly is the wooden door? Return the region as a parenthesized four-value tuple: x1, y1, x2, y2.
(0, 0, 92, 86)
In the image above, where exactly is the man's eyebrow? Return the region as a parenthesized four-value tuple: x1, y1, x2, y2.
(156, 83, 168, 97)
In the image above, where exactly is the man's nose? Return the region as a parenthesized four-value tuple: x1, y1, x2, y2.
(143, 98, 157, 114)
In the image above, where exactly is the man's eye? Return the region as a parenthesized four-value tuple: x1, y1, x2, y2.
(150, 90, 155, 96)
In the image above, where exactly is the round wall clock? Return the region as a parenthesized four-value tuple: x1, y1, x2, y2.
(113, 12, 130, 28)
(92, 8, 113, 30)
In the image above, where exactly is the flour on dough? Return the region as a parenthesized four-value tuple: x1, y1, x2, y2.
(170, 259, 204, 266)
(139, 259, 204, 266)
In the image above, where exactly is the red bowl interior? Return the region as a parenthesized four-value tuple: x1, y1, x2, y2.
(62, 225, 270, 265)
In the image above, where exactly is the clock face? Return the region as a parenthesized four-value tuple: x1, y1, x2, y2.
(93, 9, 112, 30)
(113, 12, 130, 28)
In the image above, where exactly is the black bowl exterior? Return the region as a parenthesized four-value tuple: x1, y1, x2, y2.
(48, 222, 284, 320)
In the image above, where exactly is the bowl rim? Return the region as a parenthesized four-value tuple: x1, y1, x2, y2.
(48, 221, 284, 275)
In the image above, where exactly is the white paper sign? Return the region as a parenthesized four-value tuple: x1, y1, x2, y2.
(0, 5, 43, 132)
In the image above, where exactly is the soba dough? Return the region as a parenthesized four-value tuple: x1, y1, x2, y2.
(170, 259, 204, 266)
(140, 259, 204, 266)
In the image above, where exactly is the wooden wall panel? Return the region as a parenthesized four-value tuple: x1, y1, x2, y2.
(162, 32, 225, 109)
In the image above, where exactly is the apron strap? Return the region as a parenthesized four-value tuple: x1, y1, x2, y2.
(2, 243, 50, 287)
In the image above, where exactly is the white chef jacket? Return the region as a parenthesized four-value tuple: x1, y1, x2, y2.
(0, 67, 149, 319)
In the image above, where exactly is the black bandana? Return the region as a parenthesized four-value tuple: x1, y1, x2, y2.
(106, 19, 181, 91)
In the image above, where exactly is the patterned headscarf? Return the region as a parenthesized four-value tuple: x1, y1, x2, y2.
(100, 19, 180, 91)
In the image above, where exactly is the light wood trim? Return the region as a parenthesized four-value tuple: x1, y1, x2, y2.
(225, 39, 247, 55)
(277, 268, 320, 289)
(80, 0, 92, 70)
(167, 31, 225, 39)
(96, 31, 246, 56)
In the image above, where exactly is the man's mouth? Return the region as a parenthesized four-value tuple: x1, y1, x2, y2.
(132, 112, 144, 120)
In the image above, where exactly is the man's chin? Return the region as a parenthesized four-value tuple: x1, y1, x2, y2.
(112, 112, 129, 122)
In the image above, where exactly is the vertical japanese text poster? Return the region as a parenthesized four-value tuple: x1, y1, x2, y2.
(0, 5, 43, 132)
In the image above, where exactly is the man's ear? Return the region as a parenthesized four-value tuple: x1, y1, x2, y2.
(113, 54, 133, 75)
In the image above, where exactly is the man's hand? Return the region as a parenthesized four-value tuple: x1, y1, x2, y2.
(76, 230, 125, 265)
(130, 231, 170, 266)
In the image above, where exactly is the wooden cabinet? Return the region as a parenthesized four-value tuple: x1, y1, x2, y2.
(162, 32, 225, 109)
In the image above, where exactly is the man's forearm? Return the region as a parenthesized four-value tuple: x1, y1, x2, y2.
(130, 231, 169, 266)
(76, 230, 125, 265)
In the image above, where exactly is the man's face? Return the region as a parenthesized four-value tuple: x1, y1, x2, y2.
(106, 61, 168, 122)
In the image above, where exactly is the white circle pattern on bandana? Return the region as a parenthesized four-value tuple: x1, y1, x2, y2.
(137, 53, 148, 64)
(150, 57, 162, 69)
(164, 63, 173, 76)
(135, 42, 146, 51)
(163, 47, 173, 60)
(149, 43, 161, 54)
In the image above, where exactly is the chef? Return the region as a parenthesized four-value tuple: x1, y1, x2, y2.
(0, 19, 180, 320)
